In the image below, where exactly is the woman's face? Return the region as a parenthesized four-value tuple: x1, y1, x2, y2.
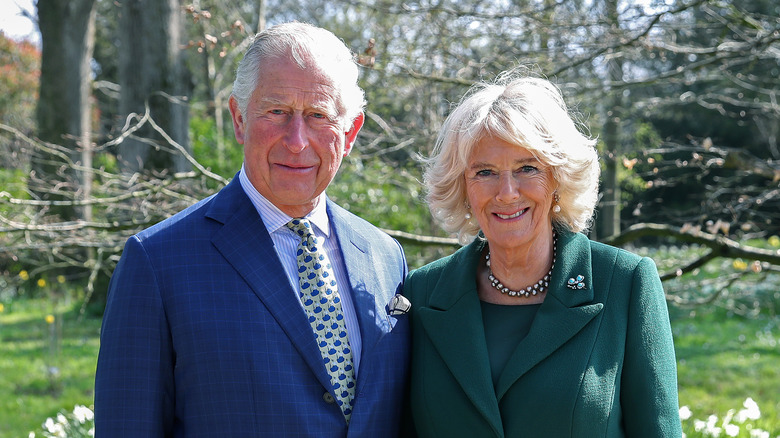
(464, 136, 556, 253)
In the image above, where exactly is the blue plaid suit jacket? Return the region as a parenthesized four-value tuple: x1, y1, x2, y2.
(94, 177, 410, 437)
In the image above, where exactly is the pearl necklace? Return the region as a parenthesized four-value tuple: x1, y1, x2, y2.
(485, 232, 557, 298)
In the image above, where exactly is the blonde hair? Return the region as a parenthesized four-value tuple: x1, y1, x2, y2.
(424, 70, 600, 244)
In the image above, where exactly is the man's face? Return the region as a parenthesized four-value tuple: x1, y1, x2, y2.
(229, 55, 363, 218)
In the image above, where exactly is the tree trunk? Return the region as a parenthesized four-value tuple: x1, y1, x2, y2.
(597, 0, 623, 239)
(256, 0, 267, 34)
(35, 0, 97, 220)
(117, 0, 190, 174)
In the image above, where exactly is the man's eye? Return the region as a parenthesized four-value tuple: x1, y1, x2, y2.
(311, 113, 326, 119)
(270, 109, 285, 115)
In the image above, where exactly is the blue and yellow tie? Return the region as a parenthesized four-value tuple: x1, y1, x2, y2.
(287, 218, 355, 422)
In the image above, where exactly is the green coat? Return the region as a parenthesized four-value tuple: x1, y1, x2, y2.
(405, 231, 681, 437)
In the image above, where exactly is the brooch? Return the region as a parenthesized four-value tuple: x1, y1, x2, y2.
(567, 275, 586, 290)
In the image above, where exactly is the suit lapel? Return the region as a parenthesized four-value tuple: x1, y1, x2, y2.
(206, 179, 333, 391)
(327, 202, 393, 379)
(418, 239, 503, 436)
(495, 231, 603, 400)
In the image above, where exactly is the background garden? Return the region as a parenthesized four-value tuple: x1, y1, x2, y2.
(1, 0, 779, 436)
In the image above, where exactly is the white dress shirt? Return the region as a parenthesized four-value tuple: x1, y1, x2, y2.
(238, 166, 362, 375)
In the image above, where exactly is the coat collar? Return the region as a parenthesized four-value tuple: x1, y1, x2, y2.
(418, 230, 604, 435)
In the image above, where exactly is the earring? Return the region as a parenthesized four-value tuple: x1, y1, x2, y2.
(553, 192, 561, 213)
(464, 202, 472, 220)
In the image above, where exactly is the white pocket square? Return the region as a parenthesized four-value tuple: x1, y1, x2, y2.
(387, 294, 412, 316)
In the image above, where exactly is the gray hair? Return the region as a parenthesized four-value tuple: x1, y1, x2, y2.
(424, 70, 600, 244)
(231, 22, 366, 127)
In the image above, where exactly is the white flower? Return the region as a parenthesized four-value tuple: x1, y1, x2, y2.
(42, 415, 67, 438)
(679, 405, 693, 420)
(722, 409, 735, 426)
(735, 397, 761, 422)
(43, 418, 57, 433)
(749, 429, 769, 438)
(72, 405, 94, 423)
(725, 424, 740, 437)
(705, 414, 722, 437)
(28, 432, 36, 438)
(694, 419, 707, 432)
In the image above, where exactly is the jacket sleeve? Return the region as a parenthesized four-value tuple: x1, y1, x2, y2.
(94, 236, 174, 437)
(621, 256, 682, 437)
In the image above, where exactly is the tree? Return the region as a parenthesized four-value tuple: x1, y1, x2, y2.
(116, 0, 191, 174)
(595, 0, 625, 239)
(34, 0, 97, 220)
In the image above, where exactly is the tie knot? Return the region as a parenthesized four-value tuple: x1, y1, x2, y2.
(287, 218, 315, 243)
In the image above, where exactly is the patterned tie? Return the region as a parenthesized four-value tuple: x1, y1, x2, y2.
(286, 218, 355, 422)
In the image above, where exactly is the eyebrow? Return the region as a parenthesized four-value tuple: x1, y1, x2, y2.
(256, 96, 338, 115)
(468, 157, 539, 170)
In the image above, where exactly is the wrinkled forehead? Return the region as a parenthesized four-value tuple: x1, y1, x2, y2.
(258, 53, 346, 111)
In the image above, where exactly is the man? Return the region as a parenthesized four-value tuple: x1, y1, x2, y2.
(94, 22, 410, 437)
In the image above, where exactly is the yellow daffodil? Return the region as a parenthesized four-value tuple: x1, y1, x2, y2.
(19, 270, 29, 281)
(57, 275, 66, 284)
(37, 278, 47, 288)
(45, 314, 55, 324)
(0, 303, 4, 313)
(732, 259, 748, 271)
(769, 235, 780, 248)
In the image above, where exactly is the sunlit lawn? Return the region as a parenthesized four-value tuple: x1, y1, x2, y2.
(0, 297, 100, 437)
(1, 294, 778, 437)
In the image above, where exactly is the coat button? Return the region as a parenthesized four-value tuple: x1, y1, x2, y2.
(322, 392, 336, 404)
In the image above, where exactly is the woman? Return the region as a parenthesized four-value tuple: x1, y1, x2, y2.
(405, 72, 681, 437)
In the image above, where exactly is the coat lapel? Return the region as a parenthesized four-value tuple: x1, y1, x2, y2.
(327, 202, 395, 384)
(495, 231, 603, 400)
(418, 239, 503, 436)
(206, 179, 333, 391)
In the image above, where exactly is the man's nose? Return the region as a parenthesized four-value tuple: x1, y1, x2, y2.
(284, 114, 308, 153)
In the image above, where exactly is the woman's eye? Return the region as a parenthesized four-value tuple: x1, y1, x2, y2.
(519, 165, 538, 173)
(475, 169, 493, 177)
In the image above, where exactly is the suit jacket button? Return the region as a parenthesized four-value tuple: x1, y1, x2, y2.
(322, 392, 336, 404)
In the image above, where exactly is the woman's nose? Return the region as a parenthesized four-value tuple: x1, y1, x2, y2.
(495, 171, 520, 203)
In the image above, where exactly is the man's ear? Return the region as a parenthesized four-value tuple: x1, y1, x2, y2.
(228, 96, 245, 145)
(343, 112, 365, 156)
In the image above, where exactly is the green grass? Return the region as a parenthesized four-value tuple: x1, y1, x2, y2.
(671, 307, 780, 437)
(0, 297, 100, 437)
(1, 296, 778, 437)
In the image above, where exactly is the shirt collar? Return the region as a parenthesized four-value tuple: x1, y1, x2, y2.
(238, 164, 330, 237)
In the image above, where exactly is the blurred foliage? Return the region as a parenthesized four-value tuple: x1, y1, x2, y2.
(190, 115, 243, 182)
(0, 33, 39, 131)
(632, 234, 780, 317)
